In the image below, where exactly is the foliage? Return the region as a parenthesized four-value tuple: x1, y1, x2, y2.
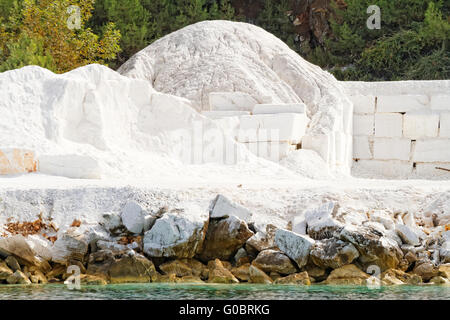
(0, 0, 121, 73)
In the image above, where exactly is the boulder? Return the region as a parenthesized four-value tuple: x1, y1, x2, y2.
(429, 276, 449, 285)
(439, 263, 450, 279)
(109, 253, 158, 283)
(159, 260, 195, 277)
(252, 250, 297, 275)
(440, 240, 450, 263)
(6, 270, 31, 285)
(305, 264, 327, 282)
(96, 240, 129, 253)
(249, 265, 273, 284)
(0, 235, 47, 267)
(199, 215, 254, 261)
(0, 261, 13, 280)
(274, 271, 311, 285)
(231, 263, 251, 282)
(28, 268, 48, 284)
(209, 195, 252, 221)
(179, 259, 209, 279)
(340, 225, 403, 271)
(381, 269, 422, 285)
(305, 202, 343, 240)
(5, 256, 21, 272)
(207, 259, 239, 284)
(101, 213, 124, 234)
(324, 264, 370, 285)
(51, 230, 89, 264)
(246, 224, 278, 252)
(87, 249, 159, 283)
(25, 235, 53, 262)
(143, 203, 209, 258)
(395, 224, 420, 246)
(233, 248, 250, 266)
(121, 201, 155, 234)
(274, 229, 315, 268)
(413, 260, 439, 282)
(310, 238, 359, 269)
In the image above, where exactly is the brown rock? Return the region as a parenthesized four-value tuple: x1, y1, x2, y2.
(231, 263, 251, 282)
(109, 254, 158, 284)
(45, 264, 68, 280)
(413, 260, 439, 282)
(269, 272, 282, 281)
(429, 276, 449, 285)
(155, 274, 178, 283)
(324, 264, 369, 285)
(0, 260, 14, 280)
(310, 238, 359, 269)
(29, 269, 48, 284)
(246, 224, 278, 252)
(7, 270, 31, 285)
(274, 271, 311, 285)
(252, 250, 297, 275)
(180, 259, 209, 279)
(380, 269, 421, 285)
(405, 251, 417, 264)
(236, 256, 251, 267)
(340, 225, 403, 271)
(207, 259, 239, 284)
(177, 276, 204, 284)
(80, 274, 108, 285)
(159, 260, 193, 277)
(305, 264, 327, 282)
(199, 216, 254, 262)
(5, 256, 21, 272)
(438, 263, 450, 279)
(249, 265, 272, 284)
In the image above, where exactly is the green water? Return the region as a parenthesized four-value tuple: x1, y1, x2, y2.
(0, 283, 449, 300)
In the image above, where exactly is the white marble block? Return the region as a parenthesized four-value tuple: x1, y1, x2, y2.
(209, 92, 258, 112)
(375, 113, 403, 138)
(237, 113, 308, 144)
(403, 111, 439, 139)
(373, 138, 411, 161)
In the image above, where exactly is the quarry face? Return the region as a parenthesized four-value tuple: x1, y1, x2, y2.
(0, 21, 449, 287)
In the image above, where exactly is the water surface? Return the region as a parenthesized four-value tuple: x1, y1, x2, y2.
(0, 283, 449, 300)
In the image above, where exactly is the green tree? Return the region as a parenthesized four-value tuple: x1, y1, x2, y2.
(0, 0, 121, 73)
(309, 0, 450, 80)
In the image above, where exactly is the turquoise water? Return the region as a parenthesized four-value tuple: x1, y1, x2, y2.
(0, 283, 449, 300)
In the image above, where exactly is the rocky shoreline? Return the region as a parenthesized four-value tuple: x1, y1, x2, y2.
(1, 195, 449, 287)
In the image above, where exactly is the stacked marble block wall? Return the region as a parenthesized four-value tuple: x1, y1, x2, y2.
(351, 93, 450, 179)
(202, 92, 308, 162)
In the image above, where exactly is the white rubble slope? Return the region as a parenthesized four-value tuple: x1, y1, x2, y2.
(119, 20, 354, 173)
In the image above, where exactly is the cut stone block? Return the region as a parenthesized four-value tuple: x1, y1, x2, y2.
(352, 160, 413, 179)
(343, 102, 354, 135)
(440, 113, 450, 138)
(244, 142, 296, 162)
(334, 132, 347, 165)
(403, 111, 439, 139)
(302, 133, 333, 165)
(353, 136, 372, 160)
(353, 114, 374, 136)
(201, 111, 250, 119)
(375, 113, 403, 138)
(430, 95, 450, 110)
(412, 139, 450, 162)
(373, 138, 411, 161)
(349, 95, 376, 114)
(38, 154, 102, 179)
(252, 103, 306, 115)
(209, 92, 257, 112)
(0, 148, 38, 175)
(377, 95, 429, 113)
(237, 113, 308, 144)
